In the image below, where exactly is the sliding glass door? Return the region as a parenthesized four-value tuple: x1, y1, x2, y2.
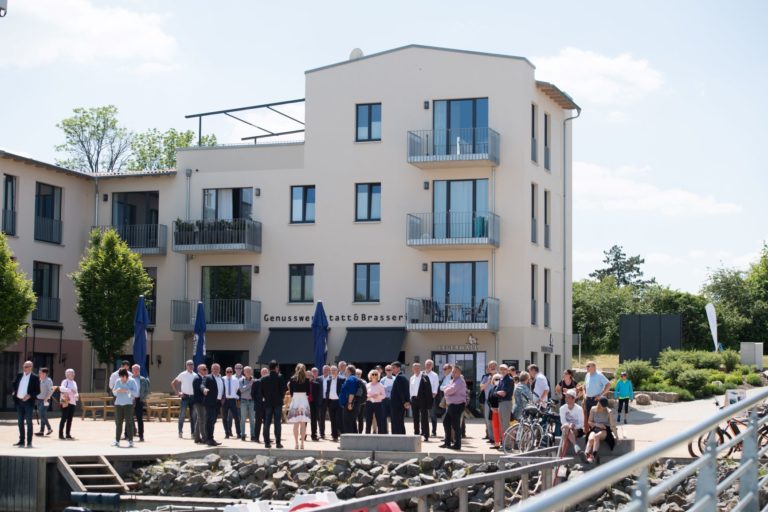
(431, 261, 488, 322)
(433, 98, 488, 156)
(433, 179, 489, 239)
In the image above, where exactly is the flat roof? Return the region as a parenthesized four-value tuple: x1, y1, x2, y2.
(305, 44, 534, 74)
(0, 150, 177, 180)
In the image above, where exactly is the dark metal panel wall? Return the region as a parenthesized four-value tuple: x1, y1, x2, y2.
(619, 314, 683, 364)
(0, 456, 45, 512)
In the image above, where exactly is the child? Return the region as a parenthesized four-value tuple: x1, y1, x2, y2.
(614, 371, 634, 424)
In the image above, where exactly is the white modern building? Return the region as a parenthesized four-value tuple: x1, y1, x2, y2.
(1, 45, 579, 407)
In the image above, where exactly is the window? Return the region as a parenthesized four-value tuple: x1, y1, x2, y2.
(35, 182, 62, 244)
(432, 261, 488, 321)
(544, 190, 551, 249)
(531, 264, 538, 325)
(291, 186, 315, 223)
(433, 98, 488, 155)
(203, 188, 252, 220)
(144, 267, 158, 325)
(202, 266, 251, 324)
(33, 261, 60, 322)
(355, 183, 381, 221)
(356, 103, 381, 141)
(544, 268, 551, 328)
(531, 183, 538, 244)
(531, 104, 538, 162)
(289, 264, 314, 303)
(544, 113, 551, 170)
(433, 179, 489, 238)
(2, 175, 16, 236)
(354, 263, 380, 302)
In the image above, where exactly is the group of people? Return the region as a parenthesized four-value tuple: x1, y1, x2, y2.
(11, 362, 81, 448)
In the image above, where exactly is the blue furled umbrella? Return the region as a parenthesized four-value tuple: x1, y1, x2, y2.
(311, 301, 328, 370)
(132, 295, 149, 377)
(193, 301, 207, 368)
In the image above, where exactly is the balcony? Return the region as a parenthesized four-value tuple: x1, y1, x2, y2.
(406, 212, 500, 248)
(407, 127, 500, 168)
(34, 216, 62, 244)
(2, 209, 16, 236)
(406, 297, 499, 332)
(94, 224, 167, 255)
(172, 218, 262, 254)
(32, 297, 60, 323)
(170, 299, 261, 332)
(544, 302, 551, 328)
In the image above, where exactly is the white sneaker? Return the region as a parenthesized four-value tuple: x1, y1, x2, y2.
(111, 440, 119, 447)
(128, 440, 134, 448)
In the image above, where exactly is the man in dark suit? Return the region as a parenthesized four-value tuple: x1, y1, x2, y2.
(202, 363, 223, 446)
(324, 365, 345, 440)
(260, 360, 285, 448)
(389, 361, 410, 435)
(309, 368, 323, 441)
(192, 365, 208, 444)
(251, 368, 265, 442)
(412, 364, 435, 442)
(12, 361, 40, 448)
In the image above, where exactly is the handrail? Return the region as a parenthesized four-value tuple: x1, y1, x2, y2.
(504, 387, 768, 511)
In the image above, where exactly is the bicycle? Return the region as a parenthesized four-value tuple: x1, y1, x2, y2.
(501, 400, 560, 454)
(687, 398, 768, 458)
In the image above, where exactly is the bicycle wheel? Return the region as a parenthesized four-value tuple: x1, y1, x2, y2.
(529, 423, 544, 450)
(503, 423, 533, 454)
(698, 429, 732, 458)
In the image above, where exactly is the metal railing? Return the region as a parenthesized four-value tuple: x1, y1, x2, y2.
(406, 211, 500, 247)
(544, 224, 551, 249)
(172, 218, 262, 253)
(407, 127, 500, 165)
(544, 146, 551, 170)
(531, 137, 538, 162)
(2, 209, 16, 236)
(504, 387, 768, 512)
(170, 299, 261, 332)
(34, 216, 62, 244)
(146, 301, 156, 326)
(544, 303, 550, 328)
(94, 224, 167, 255)
(32, 296, 60, 322)
(406, 297, 499, 332)
(531, 217, 538, 244)
(531, 299, 537, 325)
(311, 448, 569, 512)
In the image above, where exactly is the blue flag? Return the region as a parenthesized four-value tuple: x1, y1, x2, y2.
(193, 301, 207, 368)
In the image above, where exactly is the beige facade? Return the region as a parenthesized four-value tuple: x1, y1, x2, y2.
(1, 45, 578, 405)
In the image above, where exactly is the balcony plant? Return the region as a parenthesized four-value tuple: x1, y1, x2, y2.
(174, 218, 197, 245)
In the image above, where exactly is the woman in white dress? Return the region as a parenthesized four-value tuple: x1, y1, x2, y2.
(287, 363, 311, 449)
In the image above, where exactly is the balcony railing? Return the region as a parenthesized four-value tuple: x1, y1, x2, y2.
(531, 137, 538, 162)
(171, 299, 261, 332)
(531, 298, 537, 325)
(94, 224, 167, 255)
(172, 218, 262, 254)
(406, 297, 499, 332)
(407, 127, 500, 168)
(146, 301, 156, 326)
(34, 216, 62, 244)
(544, 223, 551, 249)
(531, 217, 538, 244)
(406, 211, 500, 248)
(544, 145, 551, 170)
(544, 302, 551, 328)
(32, 297, 60, 323)
(2, 209, 16, 236)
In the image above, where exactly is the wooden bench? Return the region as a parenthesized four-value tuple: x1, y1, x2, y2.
(80, 393, 112, 420)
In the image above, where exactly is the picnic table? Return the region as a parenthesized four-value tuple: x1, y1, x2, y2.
(80, 395, 114, 420)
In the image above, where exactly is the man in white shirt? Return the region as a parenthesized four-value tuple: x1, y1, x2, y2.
(221, 366, 241, 439)
(423, 359, 440, 437)
(171, 360, 197, 438)
(528, 364, 550, 403)
(109, 360, 131, 390)
(559, 389, 585, 454)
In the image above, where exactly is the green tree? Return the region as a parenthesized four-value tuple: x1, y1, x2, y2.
(70, 229, 152, 380)
(589, 245, 655, 287)
(573, 276, 637, 352)
(638, 285, 710, 350)
(130, 128, 216, 170)
(55, 105, 133, 172)
(0, 233, 36, 351)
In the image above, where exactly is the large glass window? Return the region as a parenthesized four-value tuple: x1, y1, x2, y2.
(355, 183, 381, 221)
(35, 182, 62, 244)
(202, 266, 251, 300)
(531, 183, 538, 244)
(433, 179, 489, 238)
(544, 190, 551, 249)
(289, 264, 314, 303)
(354, 263, 380, 302)
(33, 261, 60, 322)
(202, 188, 252, 220)
(431, 261, 488, 321)
(531, 264, 538, 325)
(291, 186, 315, 223)
(433, 98, 488, 155)
(544, 268, 551, 328)
(544, 112, 551, 170)
(2, 175, 16, 235)
(356, 103, 381, 142)
(531, 104, 539, 162)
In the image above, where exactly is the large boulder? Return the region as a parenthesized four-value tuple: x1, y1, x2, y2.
(635, 393, 651, 406)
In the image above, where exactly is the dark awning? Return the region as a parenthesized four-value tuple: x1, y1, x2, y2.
(338, 327, 406, 364)
(259, 328, 314, 364)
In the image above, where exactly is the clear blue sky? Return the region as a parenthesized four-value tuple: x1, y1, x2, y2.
(1, 0, 766, 293)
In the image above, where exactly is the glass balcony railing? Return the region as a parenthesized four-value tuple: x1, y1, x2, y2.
(407, 127, 500, 168)
(171, 299, 261, 332)
(34, 216, 62, 244)
(32, 297, 60, 323)
(94, 224, 167, 255)
(406, 297, 499, 332)
(172, 218, 261, 253)
(406, 211, 500, 248)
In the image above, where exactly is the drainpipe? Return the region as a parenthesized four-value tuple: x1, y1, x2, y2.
(491, 167, 498, 360)
(562, 108, 581, 370)
(183, 168, 193, 363)
(91, 177, 100, 391)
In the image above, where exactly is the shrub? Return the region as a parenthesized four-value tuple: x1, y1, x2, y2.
(663, 385, 694, 401)
(618, 359, 653, 386)
(721, 350, 740, 373)
(739, 365, 752, 375)
(690, 351, 724, 370)
(746, 374, 764, 387)
(705, 382, 727, 395)
(677, 369, 710, 394)
(706, 371, 728, 384)
(725, 374, 744, 387)
(723, 382, 738, 390)
(662, 360, 695, 382)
